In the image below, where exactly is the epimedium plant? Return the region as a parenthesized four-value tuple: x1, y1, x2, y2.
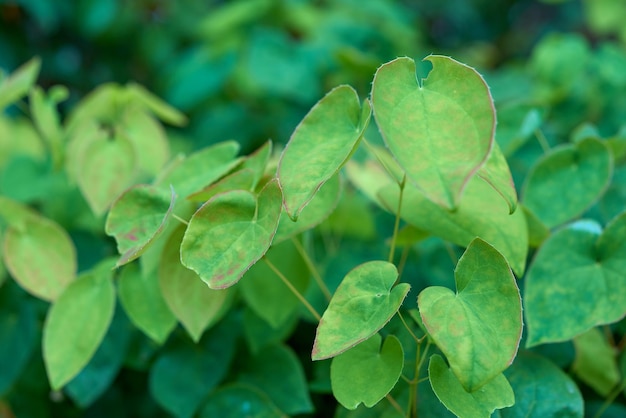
(0, 49, 625, 418)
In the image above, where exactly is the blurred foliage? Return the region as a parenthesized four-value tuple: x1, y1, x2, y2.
(2, 0, 626, 417)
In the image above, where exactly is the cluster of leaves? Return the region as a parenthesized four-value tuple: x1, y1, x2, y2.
(2, 2, 626, 418)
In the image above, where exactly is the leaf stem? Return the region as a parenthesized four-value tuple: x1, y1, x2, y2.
(263, 257, 321, 322)
(398, 311, 420, 345)
(291, 237, 332, 302)
(592, 379, 626, 418)
(534, 129, 551, 153)
(385, 393, 405, 416)
(388, 175, 406, 264)
(172, 214, 189, 226)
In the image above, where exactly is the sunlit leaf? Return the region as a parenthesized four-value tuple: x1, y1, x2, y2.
(127, 82, 187, 126)
(477, 142, 517, 213)
(371, 55, 495, 209)
(312, 261, 410, 360)
(119, 108, 171, 177)
(0, 57, 41, 110)
(419, 238, 522, 391)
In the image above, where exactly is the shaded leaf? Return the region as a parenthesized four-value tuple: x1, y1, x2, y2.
(524, 213, 626, 346)
(278, 85, 370, 220)
(43, 259, 116, 389)
(371, 56, 495, 209)
(572, 327, 620, 396)
(312, 261, 410, 360)
(330, 334, 404, 409)
(181, 179, 282, 289)
(429, 355, 514, 418)
(198, 383, 286, 418)
(419, 238, 522, 391)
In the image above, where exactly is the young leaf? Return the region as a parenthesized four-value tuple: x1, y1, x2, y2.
(418, 238, 522, 391)
(278, 85, 371, 220)
(117, 263, 176, 344)
(198, 384, 286, 418)
(0, 57, 41, 110)
(380, 170, 528, 276)
(330, 334, 404, 409)
(572, 328, 620, 396)
(240, 239, 310, 328)
(159, 224, 233, 341)
(127, 82, 188, 126)
(238, 344, 314, 415)
(3, 214, 76, 301)
(502, 352, 583, 418)
(155, 141, 241, 198)
(312, 261, 410, 361)
(524, 213, 626, 346)
(181, 179, 282, 289)
(105, 184, 176, 267)
(522, 138, 613, 228)
(371, 55, 495, 209)
(119, 108, 171, 177)
(429, 354, 514, 418)
(77, 134, 137, 215)
(43, 260, 116, 390)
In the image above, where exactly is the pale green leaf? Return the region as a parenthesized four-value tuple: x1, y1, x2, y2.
(572, 328, 620, 396)
(0, 57, 41, 110)
(477, 142, 517, 213)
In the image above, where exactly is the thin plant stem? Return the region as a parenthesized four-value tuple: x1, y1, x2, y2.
(172, 214, 189, 225)
(385, 393, 405, 416)
(534, 129, 551, 153)
(292, 237, 332, 302)
(397, 245, 411, 280)
(398, 311, 420, 344)
(389, 175, 406, 264)
(443, 241, 458, 265)
(593, 380, 626, 418)
(263, 257, 321, 321)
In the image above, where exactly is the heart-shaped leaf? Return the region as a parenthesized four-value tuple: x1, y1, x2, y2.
(43, 259, 116, 390)
(524, 212, 626, 347)
(77, 134, 137, 215)
(160, 225, 234, 342)
(181, 179, 282, 289)
(3, 212, 76, 301)
(371, 55, 495, 209)
(105, 184, 176, 267)
(522, 138, 612, 228)
(312, 261, 410, 360)
(330, 333, 404, 409)
(502, 352, 583, 418)
(418, 238, 522, 391)
(117, 263, 176, 344)
(429, 354, 514, 418)
(278, 85, 371, 220)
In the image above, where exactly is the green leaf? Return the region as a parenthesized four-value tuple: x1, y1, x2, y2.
(160, 225, 234, 341)
(0, 282, 37, 396)
(119, 108, 171, 177)
(3, 214, 76, 301)
(522, 205, 550, 248)
(0, 57, 41, 110)
(477, 142, 518, 213)
(156, 141, 241, 198)
(278, 85, 370, 220)
(501, 352, 583, 418)
(429, 355, 514, 418)
(65, 306, 133, 407)
(43, 259, 116, 390)
(187, 169, 257, 203)
(243, 308, 298, 354)
(572, 328, 620, 396)
(181, 179, 282, 289)
(238, 344, 313, 415)
(149, 317, 238, 418)
(418, 238, 522, 391)
(330, 334, 404, 409)
(127, 82, 187, 126)
(198, 383, 286, 418)
(118, 263, 176, 344)
(312, 261, 410, 360)
(371, 56, 495, 209)
(524, 213, 626, 346)
(274, 173, 341, 244)
(105, 184, 176, 267)
(240, 239, 309, 328)
(77, 134, 137, 215)
(29, 86, 64, 168)
(379, 169, 528, 276)
(522, 138, 612, 228)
